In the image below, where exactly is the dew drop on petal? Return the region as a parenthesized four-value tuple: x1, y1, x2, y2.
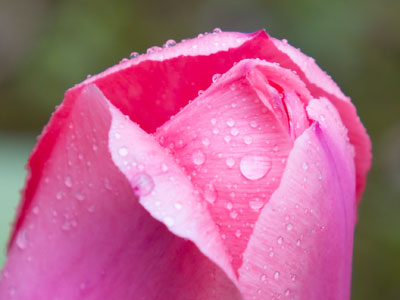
(192, 150, 206, 166)
(118, 147, 128, 157)
(212, 27, 222, 33)
(240, 155, 271, 180)
(16, 230, 27, 250)
(302, 162, 308, 171)
(212, 73, 221, 83)
(235, 229, 241, 238)
(75, 192, 85, 201)
(132, 173, 155, 196)
(250, 120, 258, 128)
(64, 176, 72, 188)
(202, 137, 210, 146)
(249, 198, 264, 212)
(226, 157, 235, 168)
(163, 39, 176, 48)
(226, 118, 235, 127)
(230, 128, 239, 136)
(204, 183, 217, 204)
(243, 136, 253, 145)
(230, 210, 238, 219)
(32, 206, 39, 215)
(274, 271, 280, 280)
(174, 202, 183, 210)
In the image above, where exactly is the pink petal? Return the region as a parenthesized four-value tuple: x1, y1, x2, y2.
(70, 31, 263, 134)
(266, 37, 371, 201)
(155, 59, 311, 272)
(0, 85, 241, 300)
(238, 98, 356, 300)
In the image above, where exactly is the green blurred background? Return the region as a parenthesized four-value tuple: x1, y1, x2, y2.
(0, 0, 399, 298)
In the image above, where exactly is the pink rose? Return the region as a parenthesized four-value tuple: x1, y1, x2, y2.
(0, 30, 371, 300)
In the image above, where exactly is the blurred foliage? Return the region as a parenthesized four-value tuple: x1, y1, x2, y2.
(0, 0, 399, 298)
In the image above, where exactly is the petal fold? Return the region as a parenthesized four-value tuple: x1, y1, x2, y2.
(0, 85, 241, 300)
(238, 98, 356, 300)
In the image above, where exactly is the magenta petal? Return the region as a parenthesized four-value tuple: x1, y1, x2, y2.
(69, 31, 261, 133)
(238, 98, 356, 300)
(155, 59, 312, 272)
(267, 37, 371, 200)
(0, 85, 241, 300)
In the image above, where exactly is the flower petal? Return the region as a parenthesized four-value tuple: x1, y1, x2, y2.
(155, 59, 311, 272)
(0, 85, 241, 300)
(238, 98, 356, 300)
(266, 37, 371, 201)
(70, 30, 263, 133)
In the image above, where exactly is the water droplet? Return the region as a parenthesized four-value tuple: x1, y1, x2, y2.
(212, 128, 219, 135)
(92, 144, 98, 152)
(240, 155, 271, 180)
(212, 73, 221, 82)
(131, 173, 155, 196)
(250, 120, 258, 128)
(224, 135, 232, 143)
(230, 210, 238, 219)
(277, 236, 283, 244)
(16, 230, 27, 250)
(235, 229, 241, 237)
(192, 150, 206, 166)
(286, 223, 293, 231)
(202, 137, 210, 146)
(75, 192, 85, 201)
(226, 157, 235, 168)
(164, 216, 175, 227)
(174, 202, 183, 210)
(249, 198, 264, 212)
(163, 39, 176, 48)
(212, 27, 222, 33)
(290, 273, 297, 281)
(296, 239, 301, 246)
(260, 274, 267, 281)
(64, 176, 72, 188)
(284, 289, 291, 296)
(320, 114, 326, 121)
(204, 183, 217, 204)
(32, 206, 39, 215)
(226, 118, 235, 127)
(274, 271, 280, 280)
(226, 202, 233, 210)
(302, 162, 308, 171)
(115, 132, 121, 139)
(161, 163, 168, 172)
(230, 128, 239, 136)
(243, 136, 252, 145)
(146, 46, 162, 54)
(130, 51, 139, 58)
(210, 118, 217, 125)
(118, 147, 128, 157)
